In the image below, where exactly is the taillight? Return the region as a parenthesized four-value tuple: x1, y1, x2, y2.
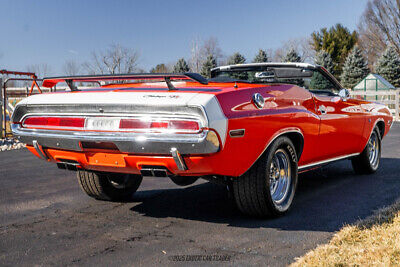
(22, 116, 85, 129)
(119, 118, 200, 133)
(168, 120, 200, 131)
(21, 116, 201, 133)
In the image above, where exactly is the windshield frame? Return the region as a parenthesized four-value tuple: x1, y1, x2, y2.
(210, 63, 343, 91)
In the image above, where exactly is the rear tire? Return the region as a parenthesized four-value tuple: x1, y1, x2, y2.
(233, 136, 298, 217)
(77, 170, 142, 201)
(351, 128, 381, 174)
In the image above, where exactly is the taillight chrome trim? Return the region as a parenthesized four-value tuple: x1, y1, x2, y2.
(12, 104, 207, 124)
(22, 116, 86, 131)
(20, 114, 204, 134)
(118, 117, 201, 133)
(12, 96, 229, 147)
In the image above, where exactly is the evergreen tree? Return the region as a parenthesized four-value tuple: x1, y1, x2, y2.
(310, 51, 335, 89)
(227, 52, 247, 80)
(253, 49, 269, 63)
(200, 54, 217, 78)
(150, 63, 169, 73)
(173, 58, 190, 73)
(227, 52, 246, 65)
(340, 45, 369, 88)
(375, 45, 400, 87)
(282, 48, 303, 86)
(315, 50, 335, 73)
(311, 23, 358, 76)
(282, 48, 302, 62)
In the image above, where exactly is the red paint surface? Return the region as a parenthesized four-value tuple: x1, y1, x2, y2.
(26, 81, 393, 177)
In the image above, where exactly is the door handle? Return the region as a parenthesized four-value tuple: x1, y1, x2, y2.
(319, 105, 327, 114)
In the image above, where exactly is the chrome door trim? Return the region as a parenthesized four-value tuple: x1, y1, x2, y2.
(298, 153, 360, 170)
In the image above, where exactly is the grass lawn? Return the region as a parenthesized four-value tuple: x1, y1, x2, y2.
(291, 199, 400, 266)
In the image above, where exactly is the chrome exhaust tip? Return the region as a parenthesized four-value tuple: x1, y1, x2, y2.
(56, 162, 67, 170)
(56, 160, 80, 171)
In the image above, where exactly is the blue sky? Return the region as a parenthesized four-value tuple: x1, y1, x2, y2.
(0, 0, 368, 75)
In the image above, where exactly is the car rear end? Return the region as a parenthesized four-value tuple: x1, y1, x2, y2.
(11, 89, 228, 176)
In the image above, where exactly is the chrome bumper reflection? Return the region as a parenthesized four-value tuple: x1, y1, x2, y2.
(12, 124, 220, 155)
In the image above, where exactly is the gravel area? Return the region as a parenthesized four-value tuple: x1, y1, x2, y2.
(0, 138, 25, 151)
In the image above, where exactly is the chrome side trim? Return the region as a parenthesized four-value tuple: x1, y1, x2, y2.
(32, 140, 49, 160)
(171, 147, 188, 171)
(298, 153, 359, 170)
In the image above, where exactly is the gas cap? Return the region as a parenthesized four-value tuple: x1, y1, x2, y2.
(252, 93, 265, 109)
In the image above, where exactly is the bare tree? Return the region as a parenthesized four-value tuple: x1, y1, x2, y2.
(83, 44, 140, 74)
(201, 36, 224, 64)
(190, 36, 224, 72)
(26, 63, 52, 78)
(358, 21, 386, 69)
(272, 37, 314, 63)
(63, 60, 81, 76)
(358, 0, 400, 68)
(190, 37, 202, 72)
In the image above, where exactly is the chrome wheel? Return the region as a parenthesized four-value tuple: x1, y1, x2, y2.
(232, 136, 298, 217)
(351, 128, 381, 174)
(368, 131, 379, 168)
(269, 149, 291, 205)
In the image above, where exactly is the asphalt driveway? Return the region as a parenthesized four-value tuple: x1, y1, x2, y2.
(1, 124, 399, 266)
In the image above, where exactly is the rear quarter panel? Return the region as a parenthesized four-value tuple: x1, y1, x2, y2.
(214, 83, 320, 175)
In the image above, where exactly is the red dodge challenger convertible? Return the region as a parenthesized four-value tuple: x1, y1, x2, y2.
(11, 63, 393, 217)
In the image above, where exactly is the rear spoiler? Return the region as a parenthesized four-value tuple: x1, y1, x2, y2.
(42, 73, 208, 91)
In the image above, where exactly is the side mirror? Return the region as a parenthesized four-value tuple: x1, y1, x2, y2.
(338, 89, 350, 101)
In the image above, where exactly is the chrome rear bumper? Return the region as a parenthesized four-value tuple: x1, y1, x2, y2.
(12, 124, 220, 155)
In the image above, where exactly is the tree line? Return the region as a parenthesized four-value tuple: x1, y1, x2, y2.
(57, 0, 400, 89)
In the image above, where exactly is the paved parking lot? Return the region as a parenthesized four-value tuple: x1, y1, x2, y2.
(1, 124, 400, 266)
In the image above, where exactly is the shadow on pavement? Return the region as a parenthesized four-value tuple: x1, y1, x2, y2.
(130, 157, 400, 232)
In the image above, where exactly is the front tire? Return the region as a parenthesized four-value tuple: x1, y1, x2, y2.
(233, 137, 298, 217)
(351, 128, 381, 174)
(77, 171, 143, 201)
